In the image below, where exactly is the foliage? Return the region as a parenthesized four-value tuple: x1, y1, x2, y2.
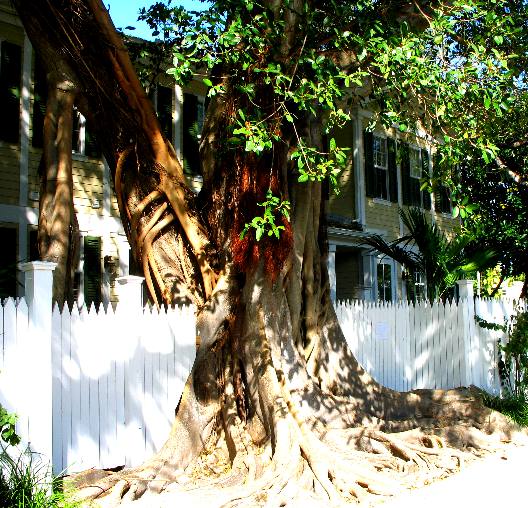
(498, 310, 528, 399)
(0, 446, 78, 508)
(481, 392, 528, 427)
(240, 190, 290, 241)
(454, 92, 528, 287)
(136, 0, 527, 241)
(0, 406, 20, 447)
(478, 307, 528, 425)
(364, 207, 496, 300)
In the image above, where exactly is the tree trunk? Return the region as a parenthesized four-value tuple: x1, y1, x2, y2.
(38, 74, 79, 305)
(13, 1, 525, 505)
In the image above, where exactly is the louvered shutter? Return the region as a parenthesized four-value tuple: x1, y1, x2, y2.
(32, 57, 47, 148)
(387, 138, 398, 203)
(363, 131, 376, 197)
(157, 85, 173, 140)
(421, 149, 431, 209)
(84, 236, 102, 308)
(183, 93, 200, 175)
(0, 41, 22, 144)
(401, 143, 412, 205)
(84, 125, 101, 158)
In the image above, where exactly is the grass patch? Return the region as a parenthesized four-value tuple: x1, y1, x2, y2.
(482, 393, 528, 427)
(0, 446, 79, 508)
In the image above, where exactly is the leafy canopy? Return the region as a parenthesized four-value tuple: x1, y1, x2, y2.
(135, 0, 526, 239)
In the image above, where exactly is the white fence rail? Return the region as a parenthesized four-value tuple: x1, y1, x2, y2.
(0, 264, 524, 475)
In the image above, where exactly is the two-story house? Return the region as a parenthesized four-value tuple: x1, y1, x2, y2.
(327, 113, 458, 302)
(0, 1, 206, 306)
(0, 1, 458, 305)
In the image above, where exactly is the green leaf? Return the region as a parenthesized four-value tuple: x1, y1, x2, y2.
(203, 78, 213, 87)
(298, 173, 309, 183)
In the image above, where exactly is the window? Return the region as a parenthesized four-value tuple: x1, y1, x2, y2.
(364, 131, 398, 202)
(377, 262, 392, 301)
(406, 270, 426, 302)
(409, 147, 421, 179)
(373, 135, 389, 200)
(0, 41, 22, 144)
(401, 144, 431, 209)
(72, 107, 101, 158)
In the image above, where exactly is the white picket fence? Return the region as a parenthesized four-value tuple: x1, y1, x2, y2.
(336, 297, 522, 395)
(0, 297, 196, 474)
(0, 263, 524, 476)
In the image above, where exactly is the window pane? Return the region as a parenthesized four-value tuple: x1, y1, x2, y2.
(409, 148, 421, 179)
(373, 135, 387, 168)
(377, 263, 392, 301)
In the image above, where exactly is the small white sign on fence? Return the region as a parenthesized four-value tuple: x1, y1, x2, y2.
(374, 321, 390, 341)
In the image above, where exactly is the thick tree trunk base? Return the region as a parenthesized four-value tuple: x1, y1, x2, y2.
(70, 276, 528, 507)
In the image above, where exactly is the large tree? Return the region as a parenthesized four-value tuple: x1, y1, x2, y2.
(13, 0, 527, 505)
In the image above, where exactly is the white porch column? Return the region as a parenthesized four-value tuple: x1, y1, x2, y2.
(18, 261, 56, 467)
(328, 244, 337, 303)
(353, 114, 366, 226)
(173, 84, 183, 163)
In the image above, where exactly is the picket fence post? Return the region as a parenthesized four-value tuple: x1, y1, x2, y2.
(18, 261, 56, 467)
(116, 275, 145, 310)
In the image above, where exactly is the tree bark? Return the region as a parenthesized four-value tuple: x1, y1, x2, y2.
(38, 73, 79, 305)
(13, 1, 525, 505)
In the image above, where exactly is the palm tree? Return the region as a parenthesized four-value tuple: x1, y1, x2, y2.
(364, 207, 496, 301)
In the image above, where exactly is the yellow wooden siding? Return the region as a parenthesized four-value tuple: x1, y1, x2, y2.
(434, 213, 459, 239)
(72, 158, 104, 214)
(0, 145, 19, 204)
(365, 199, 400, 241)
(328, 124, 356, 219)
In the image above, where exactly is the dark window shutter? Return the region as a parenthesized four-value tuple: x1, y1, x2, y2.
(183, 93, 200, 176)
(363, 131, 376, 197)
(32, 57, 47, 148)
(400, 143, 411, 205)
(0, 41, 22, 144)
(157, 85, 173, 140)
(387, 138, 398, 203)
(421, 149, 431, 209)
(28, 229, 39, 261)
(0, 227, 17, 299)
(84, 236, 101, 308)
(435, 186, 451, 214)
(84, 125, 101, 158)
